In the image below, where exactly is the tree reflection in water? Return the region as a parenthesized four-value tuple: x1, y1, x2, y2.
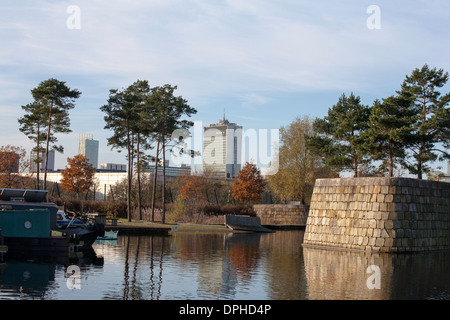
(2, 231, 448, 299)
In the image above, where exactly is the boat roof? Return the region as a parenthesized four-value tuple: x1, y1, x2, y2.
(0, 188, 49, 203)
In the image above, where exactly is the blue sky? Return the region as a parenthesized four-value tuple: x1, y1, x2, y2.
(1, 0, 449, 173)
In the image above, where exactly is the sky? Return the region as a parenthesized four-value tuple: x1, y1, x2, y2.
(1, 0, 449, 173)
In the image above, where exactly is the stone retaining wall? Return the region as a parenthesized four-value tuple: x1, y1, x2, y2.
(253, 204, 309, 226)
(303, 177, 450, 253)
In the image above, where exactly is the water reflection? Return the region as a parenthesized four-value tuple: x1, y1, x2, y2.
(261, 231, 307, 300)
(117, 235, 165, 300)
(109, 231, 308, 300)
(1, 230, 449, 300)
(0, 247, 103, 299)
(303, 247, 450, 300)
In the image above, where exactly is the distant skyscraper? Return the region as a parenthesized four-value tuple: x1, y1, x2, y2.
(203, 115, 242, 179)
(79, 133, 99, 169)
(30, 150, 55, 172)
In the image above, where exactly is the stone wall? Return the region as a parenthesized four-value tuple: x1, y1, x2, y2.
(303, 177, 450, 253)
(253, 204, 309, 226)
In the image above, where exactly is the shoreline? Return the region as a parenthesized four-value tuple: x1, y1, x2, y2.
(105, 219, 305, 235)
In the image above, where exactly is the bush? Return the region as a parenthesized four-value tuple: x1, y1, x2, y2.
(49, 197, 255, 224)
(50, 197, 127, 218)
(187, 203, 256, 217)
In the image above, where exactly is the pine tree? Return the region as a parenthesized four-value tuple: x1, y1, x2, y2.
(28, 78, 81, 189)
(101, 81, 196, 223)
(148, 84, 197, 223)
(18, 101, 50, 188)
(362, 94, 416, 177)
(306, 93, 371, 177)
(101, 84, 141, 221)
(398, 64, 450, 179)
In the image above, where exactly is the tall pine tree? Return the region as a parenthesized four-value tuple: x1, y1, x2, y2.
(20, 78, 81, 189)
(362, 94, 416, 177)
(101, 82, 144, 222)
(148, 84, 197, 223)
(306, 93, 371, 177)
(398, 64, 450, 179)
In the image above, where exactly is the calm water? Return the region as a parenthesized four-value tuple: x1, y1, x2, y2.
(0, 230, 449, 300)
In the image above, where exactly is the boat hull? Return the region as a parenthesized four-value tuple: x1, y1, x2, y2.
(3, 236, 70, 254)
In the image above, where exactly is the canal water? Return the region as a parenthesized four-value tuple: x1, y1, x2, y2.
(0, 230, 449, 300)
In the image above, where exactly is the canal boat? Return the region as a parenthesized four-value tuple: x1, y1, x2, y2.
(0, 229, 7, 264)
(0, 188, 105, 247)
(0, 208, 70, 254)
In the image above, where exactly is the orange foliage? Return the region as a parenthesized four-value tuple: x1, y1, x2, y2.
(0, 145, 32, 188)
(231, 162, 266, 203)
(60, 154, 96, 198)
(178, 174, 210, 202)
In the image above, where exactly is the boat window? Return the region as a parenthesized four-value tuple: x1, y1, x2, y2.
(0, 205, 13, 211)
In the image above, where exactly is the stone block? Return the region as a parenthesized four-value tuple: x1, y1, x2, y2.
(303, 177, 450, 253)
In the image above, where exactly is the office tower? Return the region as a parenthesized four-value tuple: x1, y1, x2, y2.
(79, 133, 99, 169)
(30, 150, 55, 172)
(203, 115, 242, 179)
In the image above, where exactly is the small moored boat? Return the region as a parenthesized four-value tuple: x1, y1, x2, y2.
(97, 230, 119, 240)
(56, 210, 105, 246)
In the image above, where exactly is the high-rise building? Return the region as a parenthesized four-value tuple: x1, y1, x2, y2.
(203, 116, 242, 179)
(30, 150, 55, 172)
(79, 133, 99, 169)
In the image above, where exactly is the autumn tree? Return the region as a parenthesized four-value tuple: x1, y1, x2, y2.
(269, 116, 335, 205)
(232, 162, 266, 203)
(60, 154, 96, 199)
(0, 145, 32, 189)
(177, 168, 225, 203)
